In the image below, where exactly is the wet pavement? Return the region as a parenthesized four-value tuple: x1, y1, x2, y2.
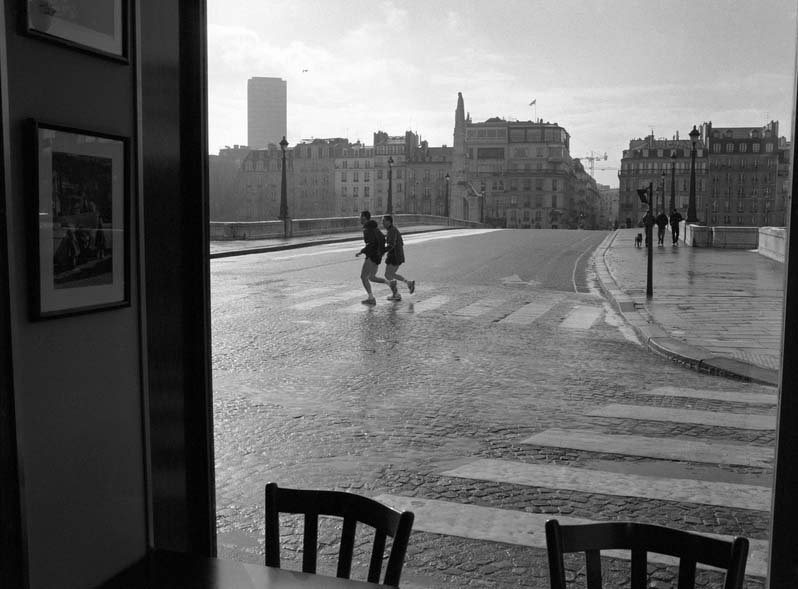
(210, 227, 781, 588)
(598, 228, 785, 385)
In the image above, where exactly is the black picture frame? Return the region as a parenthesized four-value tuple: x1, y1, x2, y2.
(30, 120, 130, 320)
(24, 0, 128, 62)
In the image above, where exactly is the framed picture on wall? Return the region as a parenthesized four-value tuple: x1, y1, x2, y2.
(24, 0, 127, 61)
(30, 120, 129, 320)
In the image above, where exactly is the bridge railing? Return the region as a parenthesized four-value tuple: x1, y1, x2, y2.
(209, 214, 485, 240)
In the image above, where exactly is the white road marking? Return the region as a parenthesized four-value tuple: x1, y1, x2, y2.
(450, 298, 506, 318)
(521, 428, 773, 468)
(400, 295, 449, 314)
(270, 229, 502, 260)
(291, 290, 365, 310)
(498, 300, 557, 325)
(441, 458, 770, 511)
(642, 386, 778, 405)
(374, 495, 767, 578)
(587, 404, 776, 431)
(560, 306, 602, 329)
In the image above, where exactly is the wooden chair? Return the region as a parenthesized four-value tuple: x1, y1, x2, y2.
(545, 519, 749, 589)
(264, 482, 414, 586)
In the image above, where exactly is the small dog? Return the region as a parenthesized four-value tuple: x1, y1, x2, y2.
(634, 233, 643, 248)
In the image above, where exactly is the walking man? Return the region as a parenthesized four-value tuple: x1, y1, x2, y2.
(381, 215, 415, 301)
(355, 210, 390, 305)
(654, 211, 669, 246)
(669, 208, 684, 246)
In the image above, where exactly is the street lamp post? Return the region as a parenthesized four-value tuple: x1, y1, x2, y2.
(279, 136, 290, 238)
(687, 125, 700, 223)
(669, 151, 676, 213)
(386, 156, 394, 214)
(660, 171, 666, 214)
(444, 173, 450, 219)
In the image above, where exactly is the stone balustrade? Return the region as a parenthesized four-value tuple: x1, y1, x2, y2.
(209, 214, 483, 241)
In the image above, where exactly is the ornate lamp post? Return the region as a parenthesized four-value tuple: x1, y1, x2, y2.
(444, 172, 450, 218)
(660, 171, 666, 214)
(687, 125, 700, 222)
(386, 156, 394, 214)
(279, 136, 290, 238)
(669, 150, 677, 213)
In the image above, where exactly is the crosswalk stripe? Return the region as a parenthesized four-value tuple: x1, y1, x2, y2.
(281, 286, 332, 297)
(373, 494, 767, 578)
(642, 386, 778, 405)
(291, 290, 365, 310)
(440, 458, 770, 511)
(587, 404, 776, 431)
(498, 300, 557, 325)
(560, 306, 602, 329)
(520, 428, 774, 468)
(400, 295, 449, 314)
(450, 298, 506, 318)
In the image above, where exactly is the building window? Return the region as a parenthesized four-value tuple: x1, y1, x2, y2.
(341, 171, 347, 182)
(364, 186, 370, 197)
(377, 169, 383, 180)
(364, 171, 370, 181)
(342, 161, 348, 169)
(552, 195, 557, 208)
(740, 143, 747, 153)
(766, 143, 774, 153)
(753, 144, 760, 153)
(353, 187, 359, 197)
(552, 179, 558, 191)
(353, 171, 359, 182)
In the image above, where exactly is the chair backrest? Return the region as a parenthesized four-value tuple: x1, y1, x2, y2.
(545, 519, 749, 589)
(265, 482, 414, 586)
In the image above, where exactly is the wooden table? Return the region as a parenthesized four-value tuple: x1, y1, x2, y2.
(96, 550, 393, 588)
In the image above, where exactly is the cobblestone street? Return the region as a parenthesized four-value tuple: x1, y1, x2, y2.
(211, 230, 774, 588)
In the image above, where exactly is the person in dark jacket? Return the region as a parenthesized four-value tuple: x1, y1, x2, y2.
(654, 211, 669, 246)
(355, 210, 391, 305)
(669, 208, 683, 245)
(381, 215, 415, 301)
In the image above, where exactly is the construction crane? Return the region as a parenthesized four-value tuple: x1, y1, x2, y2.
(578, 151, 609, 177)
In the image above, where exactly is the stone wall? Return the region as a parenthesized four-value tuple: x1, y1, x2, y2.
(758, 227, 786, 263)
(209, 214, 483, 240)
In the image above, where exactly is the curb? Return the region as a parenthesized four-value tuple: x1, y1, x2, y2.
(594, 231, 779, 387)
(209, 226, 458, 259)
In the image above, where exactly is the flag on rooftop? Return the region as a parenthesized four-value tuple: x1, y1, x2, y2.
(529, 99, 536, 106)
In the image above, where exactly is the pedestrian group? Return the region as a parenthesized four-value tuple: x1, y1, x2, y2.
(356, 211, 416, 305)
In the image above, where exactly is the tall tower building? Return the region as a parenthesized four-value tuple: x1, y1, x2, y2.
(247, 77, 287, 148)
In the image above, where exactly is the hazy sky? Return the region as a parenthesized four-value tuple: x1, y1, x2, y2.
(207, 0, 797, 187)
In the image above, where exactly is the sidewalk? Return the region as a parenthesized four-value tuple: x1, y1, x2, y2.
(209, 224, 453, 258)
(595, 227, 785, 386)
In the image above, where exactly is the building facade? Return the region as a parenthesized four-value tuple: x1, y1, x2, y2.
(452, 93, 600, 228)
(405, 142, 453, 216)
(247, 76, 287, 149)
(702, 121, 784, 227)
(335, 142, 375, 217)
(618, 122, 787, 228)
(618, 134, 708, 227)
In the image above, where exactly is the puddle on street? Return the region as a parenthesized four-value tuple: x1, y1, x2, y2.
(582, 459, 772, 487)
